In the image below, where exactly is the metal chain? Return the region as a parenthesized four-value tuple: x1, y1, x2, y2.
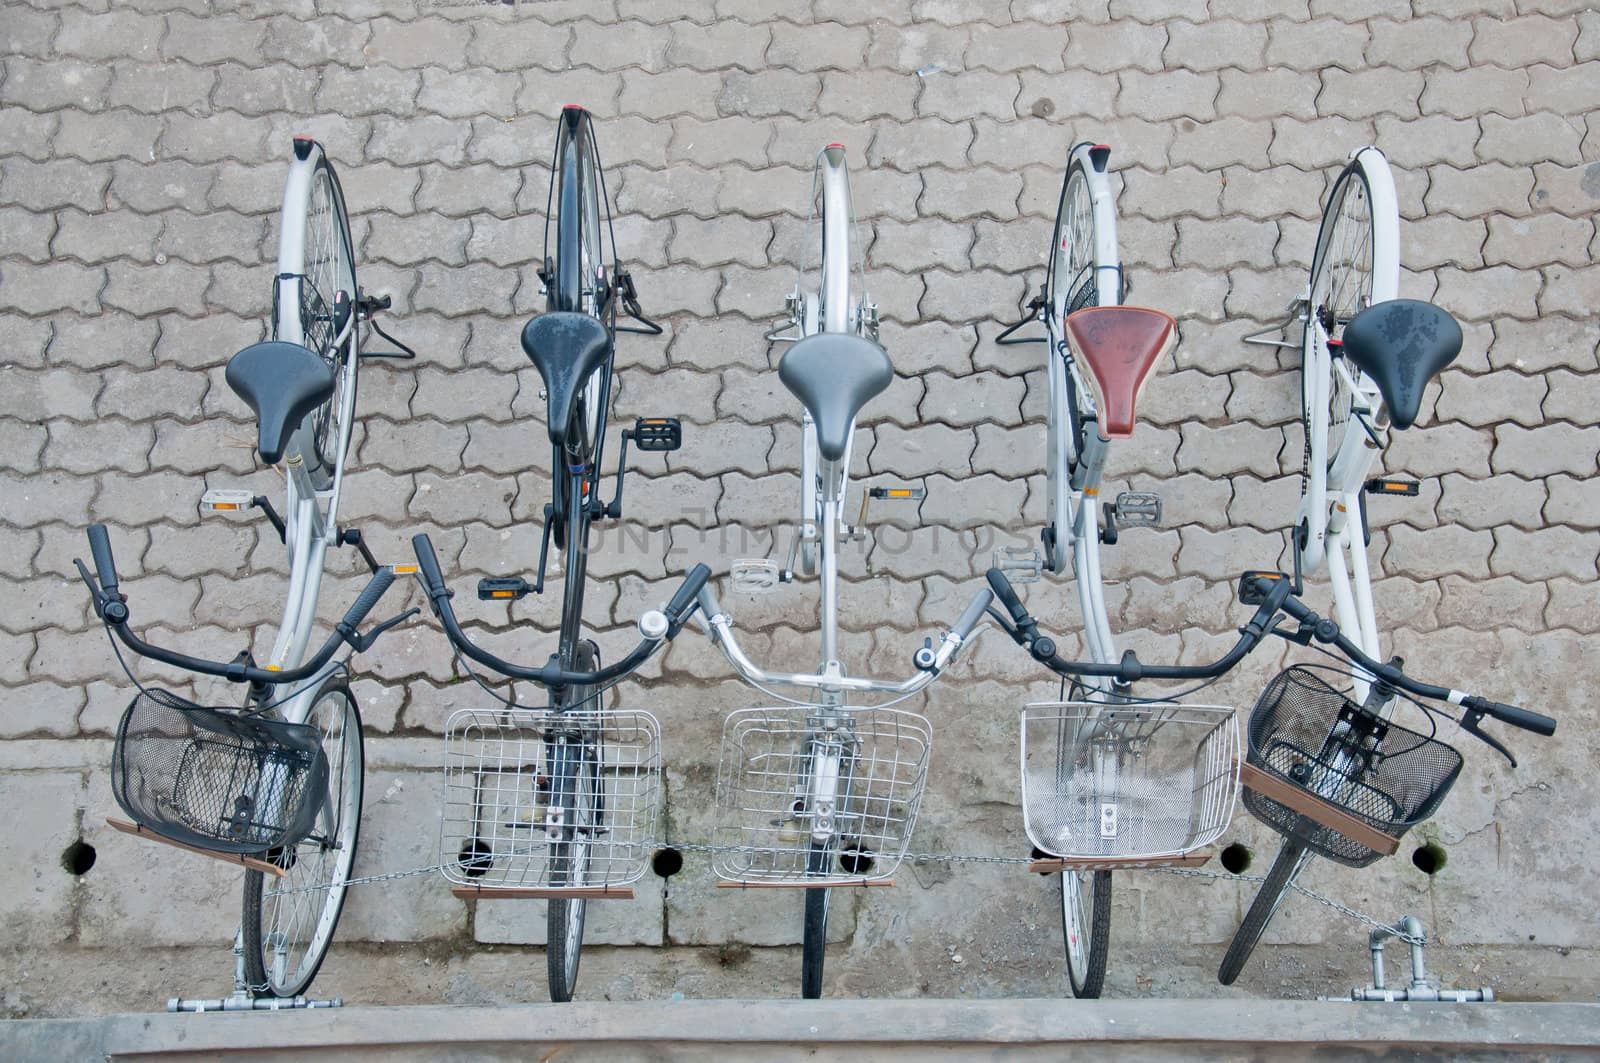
(264, 839, 1423, 945)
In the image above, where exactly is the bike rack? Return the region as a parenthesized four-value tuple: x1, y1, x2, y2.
(1338, 915, 1493, 1003)
(167, 931, 342, 1013)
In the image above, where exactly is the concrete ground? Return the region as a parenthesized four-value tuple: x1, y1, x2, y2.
(0, 0, 1597, 1022)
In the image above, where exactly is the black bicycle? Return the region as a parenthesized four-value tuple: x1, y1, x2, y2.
(411, 106, 691, 1004)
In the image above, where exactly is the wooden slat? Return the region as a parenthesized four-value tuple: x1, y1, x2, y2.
(106, 818, 287, 878)
(450, 885, 636, 900)
(1028, 850, 1214, 874)
(715, 878, 895, 890)
(1237, 760, 1400, 857)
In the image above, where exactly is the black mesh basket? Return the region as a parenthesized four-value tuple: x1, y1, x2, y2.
(111, 690, 330, 855)
(1240, 667, 1463, 868)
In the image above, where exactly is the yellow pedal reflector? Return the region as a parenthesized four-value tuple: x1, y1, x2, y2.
(200, 488, 255, 513)
(868, 486, 926, 501)
(391, 564, 419, 574)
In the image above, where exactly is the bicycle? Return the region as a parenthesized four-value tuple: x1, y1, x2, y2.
(75, 136, 417, 1007)
(406, 105, 687, 1005)
(991, 142, 1181, 998)
(984, 566, 1557, 991)
(1218, 146, 1540, 985)
(694, 144, 993, 999)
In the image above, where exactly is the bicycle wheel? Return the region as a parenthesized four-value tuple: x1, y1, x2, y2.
(1217, 838, 1312, 986)
(546, 639, 601, 1003)
(801, 841, 832, 999)
(1043, 147, 1120, 572)
(274, 139, 357, 491)
(1298, 150, 1398, 563)
(242, 678, 363, 998)
(547, 108, 609, 459)
(1060, 868, 1111, 998)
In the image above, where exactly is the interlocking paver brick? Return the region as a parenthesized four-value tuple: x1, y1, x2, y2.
(1492, 423, 1598, 478)
(1263, 18, 1366, 71)
(823, 70, 923, 121)
(3, 56, 112, 112)
(1420, 66, 1528, 119)
(664, 19, 768, 72)
(667, 117, 770, 168)
(1117, 70, 1219, 121)
(1543, 369, 1600, 426)
(1469, 15, 1579, 69)
(364, 16, 471, 69)
(1540, 265, 1600, 318)
(1164, 21, 1266, 72)
(1366, 18, 1473, 70)
(419, 163, 520, 218)
(866, 22, 970, 73)
(1485, 213, 1592, 270)
(1217, 70, 1319, 121)
(1490, 527, 1598, 582)
(622, 69, 724, 119)
(1425, 163, 1536, 220)
(2, 157, 108, 212)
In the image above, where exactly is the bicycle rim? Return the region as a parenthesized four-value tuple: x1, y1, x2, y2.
(1218, 839, 1311, 986)
(280, 153, 356, 490)
(1061, 869, 1111, 998)
(549, 110, 610, 463)
(242, 680, 363, 998)
(1305, 163, 1378, 472)
(546, 640, 600, 1002)
(1049, 163, 1101, 318)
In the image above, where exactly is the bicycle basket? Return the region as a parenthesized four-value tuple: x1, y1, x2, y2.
(1021, 701, 1240, 860)
(111, 689, 329, 855)
(1241, 667, 1463, 867)
(711, 705, 932, 885)
(439, 707, 662, 889)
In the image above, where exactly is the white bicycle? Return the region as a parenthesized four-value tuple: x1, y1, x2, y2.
(695, 145, 992, 999)
(77, 136, 416, 1009)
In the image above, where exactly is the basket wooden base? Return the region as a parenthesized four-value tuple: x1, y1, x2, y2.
(106, 818, 287, 878)
(716, 878, 895, 890)
(1028, 851, 1214, 874)
(450, 885, 636, 900)
(1237, 760, 1400, 857)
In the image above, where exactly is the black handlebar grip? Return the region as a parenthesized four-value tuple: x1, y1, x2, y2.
(952, 588, 995, 640)
(666, 563, 712, 619)
(1464, 696, 1556, 737)
(341, 567, 396, 630)
(985, 567, 1029, 625)
(411, 533, 447, 596)
(87, 523, 120, 596)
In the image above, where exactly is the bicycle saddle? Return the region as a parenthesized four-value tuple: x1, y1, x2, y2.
(520, 312, 612, 447)
(224, 341, 337, 466)
(778, 332, 893, 462)
(1064, 306, 1176, 440)
(1338, 300, 1461, 430)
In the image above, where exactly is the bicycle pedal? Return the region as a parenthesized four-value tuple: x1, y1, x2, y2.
(1236, 570, 1288, 605)
(1364, 477, 1420, 497)
(478, 576, 532, 601)
(1112, 491, 1161, 527)
(200, 489, 255, 514)
(868, 486, 925, 502)
(730, 559, 781, 594)
(631, 417, 682, 452)
(992, 546, 1043, 585)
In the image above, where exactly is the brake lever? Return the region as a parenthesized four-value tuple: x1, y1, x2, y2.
(344, 608, 420, 653)
(1458, 708, 1516, 768)
(74, 558, 126, 622)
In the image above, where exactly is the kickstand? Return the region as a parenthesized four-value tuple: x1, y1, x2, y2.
(995, 288, 1048, 346)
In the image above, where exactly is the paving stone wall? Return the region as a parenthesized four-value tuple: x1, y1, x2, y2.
(0, 0, 1596, 1012)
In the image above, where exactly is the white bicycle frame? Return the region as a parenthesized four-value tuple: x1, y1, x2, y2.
(1045, 143, 1124, 695)
(1292, 146, 1400, 695)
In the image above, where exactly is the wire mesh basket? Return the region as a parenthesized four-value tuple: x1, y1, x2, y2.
(1021, 700, 1240, 861)
(439, 706, 662, 889)
(712, 706, 932, 884)
(111, 689, 330, 855)
(1241, 667, 1464, 868)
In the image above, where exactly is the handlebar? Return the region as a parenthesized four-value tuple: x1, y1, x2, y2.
(986, 566, 1556, 760)
(410, 532, 705, 686)
(694, 584, 993, 696)
(77, 524, 415, 686)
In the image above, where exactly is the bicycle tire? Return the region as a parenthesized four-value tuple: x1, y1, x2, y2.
(241, 678, 363, 998)
(546, 639, 601, 1003)
(548, 108, 609, 461)
(1044, 148, 1121, 572)
(274, 141, 358, 492)
(801, 841, 832, 999)
(1061, 868, 1111, 998)
(1298, 150, 1398, 569)
(1217, 838, 1312, 986)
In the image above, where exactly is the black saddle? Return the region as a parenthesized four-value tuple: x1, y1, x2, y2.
(778, 333, 893, 462)
(224, 341, 336, 466)
(520, 312, 612, 447)
(1339, 300, 1462, 430)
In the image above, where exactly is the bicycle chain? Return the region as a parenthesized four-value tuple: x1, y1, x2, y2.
(266, 840, 1427, 945)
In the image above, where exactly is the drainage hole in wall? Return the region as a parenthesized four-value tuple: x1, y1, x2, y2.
(457, 838, 492, 878)
(61, 840, 96, 876)
(1219, 842, 1252, 874)
(838, 846, 875, 876)
(1411, 842, 1446, 876)
(652, 847, 683, 878)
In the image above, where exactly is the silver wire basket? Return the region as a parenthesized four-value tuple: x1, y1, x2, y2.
(711, 705, 932, 885)
(438, 707, 662, 889)
(1021, 701, 1240, 860)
